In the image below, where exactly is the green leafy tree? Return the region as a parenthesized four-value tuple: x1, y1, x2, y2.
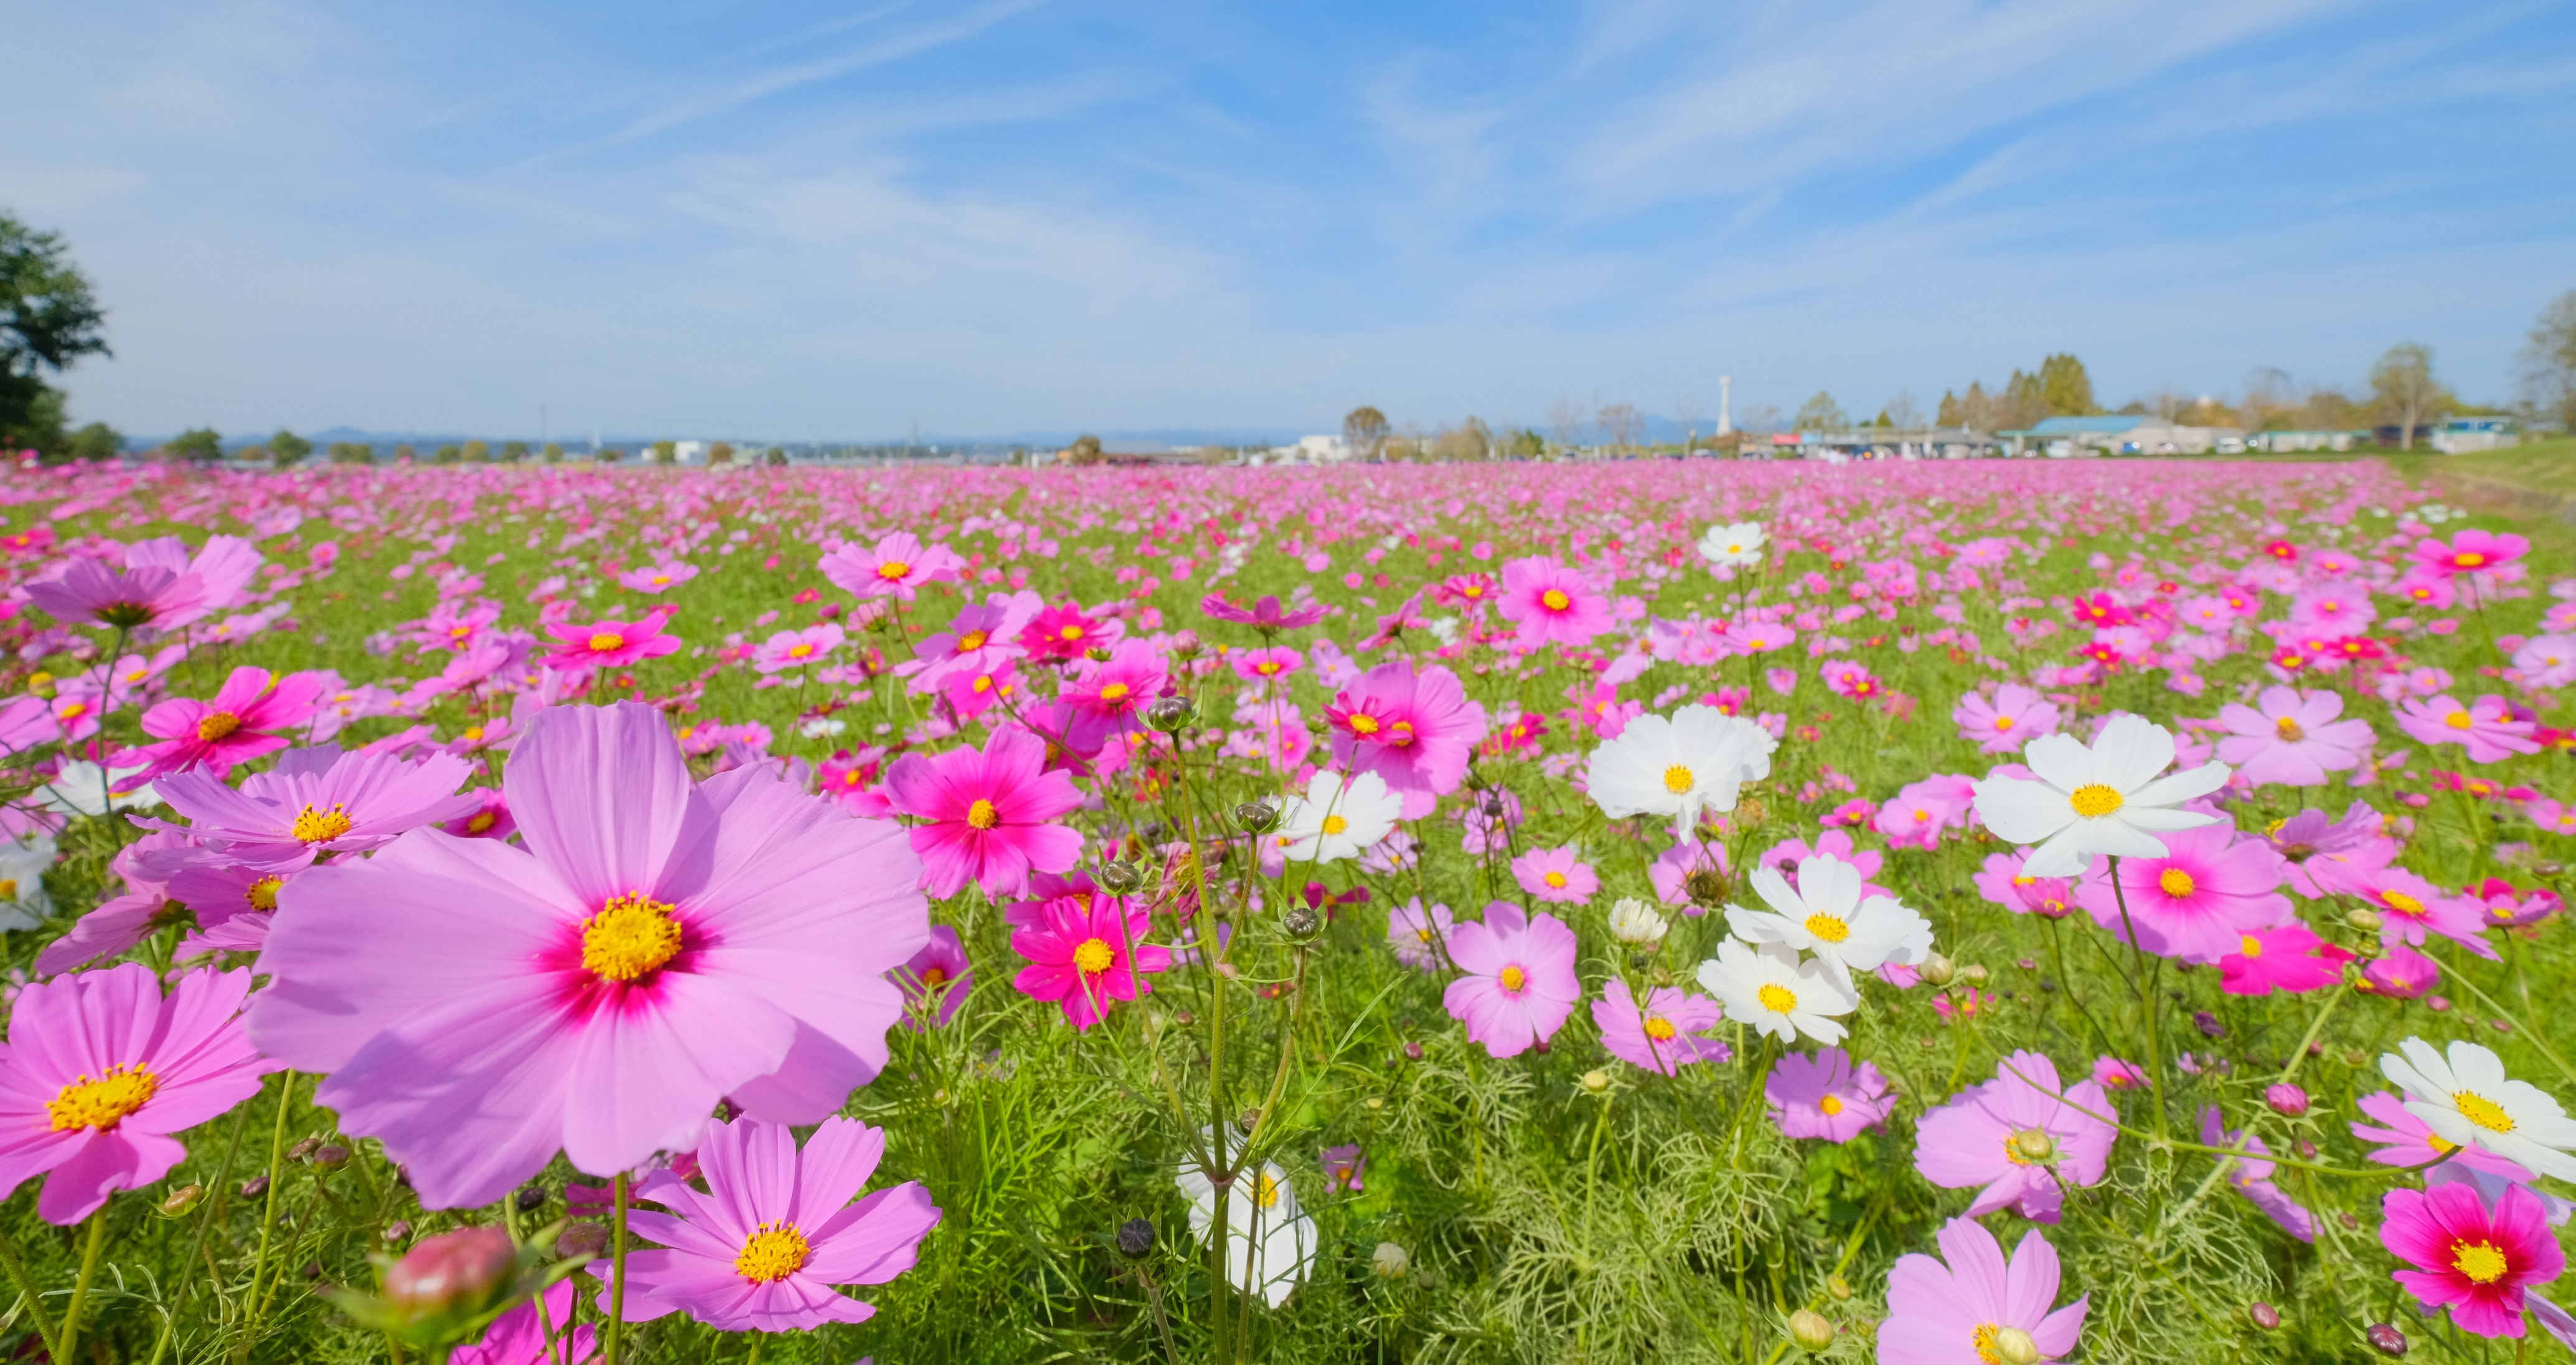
(1342, 406, 1390, 461)
(328, 442, 372, 464)
(460, 440, 490, 463)
(167, 427, 222, 462)
(65, 421, 119, 462)
(1510, 427, 1546, 458)
(500, 440, 530, 463)
(430, 444, 463, 465)
(392, 443, 417, 463)
(0, 214, 110, 454)
(2368, 342, 2448, 448)
(763, 446, 788, 466)
(541, 443, 563, 464)
(708, 441, 735, 466)
(1792, 392, 1847, 431)
(269, 429, 313, 467)
(2037, 353, 2096, 416)
(1066, 435, 1104, 466)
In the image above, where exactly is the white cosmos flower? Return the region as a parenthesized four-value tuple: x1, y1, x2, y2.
(1607, 897, 1670, 948)
(0, 834, 55, 931)
(1970, 714, 2228, 877)
(1586, 704, 1777, 838)
(1177, 1157, 1315, 1308)
(1696, 938, 1857, 1045)
(2382, 1037, 2576, 1182)
(1698, 521, 1767, 569)
(35, 760, 157, 817)
(1270, 769, 1401, 864)
(1724, 852, 1932, 986)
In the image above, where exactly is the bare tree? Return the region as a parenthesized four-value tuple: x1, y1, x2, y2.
(1671, 393, 1705, 452)
(1596, 401, 1645, 454)
(1882, 389, 1924, 431)
(2519, 291, 2576, 431)
(1545, 396, 1587, 455)
(1342, 406, 1391, 462)
(2367, 344, 2447, 448)
(2241, 366, 2294, 428)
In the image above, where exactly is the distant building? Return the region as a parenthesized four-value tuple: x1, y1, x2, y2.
(2000, 415, 2245, 457)
(1254, 435, 1353, 465)
(2248, 430, 2363, 453)
(2430, 418, 2519, 455)
(1792, 427, 2002, 460)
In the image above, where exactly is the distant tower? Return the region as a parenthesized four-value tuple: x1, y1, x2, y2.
(1716, 375, 1733, 436)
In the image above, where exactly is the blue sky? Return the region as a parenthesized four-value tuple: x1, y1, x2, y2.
(7, 0, 2573, 441)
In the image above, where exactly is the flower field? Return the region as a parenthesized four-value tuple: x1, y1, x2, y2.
(0, 454, 2569, 1363)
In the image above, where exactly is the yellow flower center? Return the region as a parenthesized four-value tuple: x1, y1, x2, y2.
(1993, 715, 2014, 730)
(2275, 716, 2304, 741)
(2445, 711, 2473, 730)
(2458, 551, 2486, 568)
(1254, 1171, 1282, 1209)
(466, 811, 496, 833)
(1803, 913, 1850, 943)
(2382, 890, 2424, 916)
(1820, 1094, 1845, 1115)
(735, 1222, 811, 1282)
(1971, 1325, 2003, 1365)
(789, 643, 814, 658)
(1756, 983, 1797, 1014)
(581, 892, 684, 983)
(1058, 624, 1083, 640)
(57, 702, 87, 720)
(588, 632, 624, 652)
(292, 805, 353, 844)
(1257, 661, 1280, 674)
(1348, 713, 1380, 735)
(247, 876, 284, 911)
(2454, 1090, 2516, 1133)
(0, 880, 15, 900)
(2428, 1133, 2458, 1155)
(449, 624, 472, 638)
(966, 798, 1000, 830)
(2157, 868, 2196, 897)
(48, 1064, 159, 1132)
(1100, 682, 1131, 702)
(2238, 934, 2261, 958)
(957, 631, 987, 651)
(877, 560, 911, 580)
(1643, 1016, 1676, 1041)
(1543, 871, 1568, 889)
(2452, 1239, 2509, 1285)
(1662, 764, 1695, 793)
(1415, 928, 1435, 943)
(1072, 938, 1115, 975)
(1320, 814, 1347, 836)
(2068, 783, 2123, 818)
(196, 711, 243, 742)
(1498, 965, 1527, 993)
(1541, 589, 1571, 611)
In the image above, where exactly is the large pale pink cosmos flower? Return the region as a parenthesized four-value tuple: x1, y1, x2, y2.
(2381, 1178, 2564, 1339)
(1953, 684, 2061, 755)
(1912, 1051, 2115, 1222)
(2072, 820, 2290, 965)
(1590, 980, 1727, 1075)
(0, 965, 275, 1224)
(121, 666, 329, 782)
(819, 531, 964, 602)
(250, 702, 930, 1209)
(1767, 1047, 1892, 1142)
(613, 1115, 941, 1333)
(2414, 527, 2529, 579)
(1494, 556, 1609, 648)
(26, 534, 260, 633)
(2395, 694, 2541, 764)
(1010, 890, 1169, 1031)
(148, 745, 480, 870)
(883, 727, 1084, 899)
(543, 610, 680, 671)
(2213, 686, 2373, 787)
(1325, 659, 1487, 817)
(1881, 1217, 2088, 1365)
(1442, 904, 1580, 1059)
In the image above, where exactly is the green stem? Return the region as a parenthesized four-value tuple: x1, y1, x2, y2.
(0, 1224, 63, 1364)
(240, 1069, 300, 1343)
(608, 1172, 631, 1365)
(2105, 859, 2168, 1140)
(59, 1211, 108, 1363)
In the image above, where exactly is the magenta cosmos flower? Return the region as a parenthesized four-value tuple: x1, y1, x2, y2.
(2396, 694, 2541, 764)
(883, 727, 1084, 899)
(1881, 1217, 2088, 1365)
(1442, 903, 1580, 1059)
(454, 1280, 595, 1365)
(1589, 980, 1726, 1075)
(149, 745, 480, 870)
(1010, 890, 1169, 1031)
(1495, 556, 1609, 649)
(819, 531, 964, 602)
(2381, 1178, 2564, 1339)
(1509, 844, 1599, 904)
(2414, 527, 2529, 578)
(543, 610, 680, 671)
(2217, 922, 2353, 996)
(1953, 684, 2061, 755)
(1972, 850, 2079, 919)
(1058, 641, 1167, 750)
(122, 666, 328, 781)
(250, 702, 929, 1209)
(1324, 659, 1487, 816)
(0, 964, 274, 1224)
(1767, 1046, 1892, 1141)
(1913, 1051, 2115, 1222)
(614, 1114, 941, 1333)
(2214, 686, 2374, 787)
(1199, 591, 1328, 631)
(2073, 820, 2290, 965)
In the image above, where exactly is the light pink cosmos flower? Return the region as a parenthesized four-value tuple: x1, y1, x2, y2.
(901, 592, 1041, 689)
(2350, 1091, 2534, 1180)
(1509, 844, 1598, 904)
(1873, 775, 1973, 851)
(1881, 1217, 2089, 1365)
(2414, 527, 2529, 579)
(1972, 849, 2079, 919)
(2311, 862, 2498, 960)
(542, 610, 680, 671)
(26, 534, 260, 633)
(1912, 1051, 2115, 1222)
(1953, 684, 2061, 754)
(2286, 583, 2374, 635)
(2213, 686, 2373, 788)
(148, 745, 480, 871)
(890, 925, 972, 1030)
(1590, 980, 1727, 1075)
(613, 1115, 941, 1333)
(1766, 1047, 1892, 1141)
(751, 623, 844, 674)
(453, 1280, 595, 1364)
(2197, 1105, 2315, 1242)
(885, 727, 1084, 899)
(121, 666, 329, 782)
(2510, 633, 2576, 687)
(2380, 1178, 2562, 1339)
(819, 531, 964, 602)
(1441, 903, 1580, 1059)
(2395, 694, 2541, 764)
(1325, 659, 1487, 818)
(250, 702, 930, 1209)
(1010, 890, 1168, 1031)
(1495, 557, 1608, 648)
(2073, 821, 2291, 965)
(1721, 616, 1797, 656)
(618, 561, 700, 594)
(1229, 646, 1303, 684)
(0, 965, 274, 1224)
(1387, 898, 1454, 971)
(34, 829, 195, 976)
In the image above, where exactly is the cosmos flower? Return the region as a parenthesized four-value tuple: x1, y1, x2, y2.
(1509, 844, 1599, 904)
(1724, 851, 1933, 986)
(250, 702, 930, 1209)
(611, 1115, 941, 1333)
(1971, 849, 2079, 919)
(0, 965, 274, 1224)
(2313, 862, 2496, 960)
(1176, 1151, 1313, 1309)
(891, 925, 972, 1029)
(751, 623, 844, 673)
(2380, 1038, 2576, 1183)
(2196, 1106, 2314, 1241)
(884, 727, 1085, 899)
(1010, 890, 1168, 1032)
(1320, 1144, 1366, 1193)
(1696, 521, 1766, 569)
(1324, 659, 1487, 816)
(2071, 821, 2291, 965)
(1912, 1051, 2115, 1223)
(2379, 1178, 2563, 1339)
(1584, 704, 1777, 837)
(1766, 1047, 1892, 1142)
(1442, 903, 1581, 1059)
(900, 592, 1041, 689)
(2349, 1091, 2534, 1181)
(121, 666, 329, 781)
(1590, 980, 1728, 1075)
(25, 536, 256, 633)
(2395, 694, 2541, 764)
(542, 609, 679, 671)
(1386, 898, 1454, 971)
(1970, 714, 2229, 877)
(2213, 686, 2374, 787)
(1953, 684, 2062, 755)
(148, 745, 481, 871)
(1880, 1217, 2089, 1365)
(1015, 600, 1120, 662)
(1269, 770, 1401, 866)
(2413, 527, 2529, 579)
(1494, 556, 1609, 648)
(2216, 923, 2353, 996)
(819, 531, 964, 602)
(616, 560, 700, 594)
(2359, 943, 2442, 999)
(452, 1280, 595, 1365)
(1695, 939, 1857, 1046)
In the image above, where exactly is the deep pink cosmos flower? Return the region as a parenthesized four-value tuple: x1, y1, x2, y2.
(1017, 600, 1120, 661)
(1058, 641, 1167, 751)
(453, 1280, 595, 1365)
(1509, 845, 1599, 904)
(2214, 686, 2373, 788)
(1442, 903, 1580, 1059)
(543, 610, 679, 671)
(0, 965, 274, 1224)
(1912, 1051, 2115, 1222)
(1010, 888, 1169, 1031)
(1325, 659, 1487, 817)
(2414, 528, 2529, 579)
(2467, 877, 2560, 929)
(2396, 694, 2541, 764)
(1199, 591, 1328, 631)
(819, 531, 964, 602)
(1881, 1217, 2089, 1365)
(2351, 1091, 2534, 1180)
(250, 702, 930, 1209)
(121, 666, 329, 781)
(891, 925, 972, 1029)
(148, 745, 480, 871)
(2217, 923, 2353, 996)
(1229, 646, 1304, 685)
(1767, 1047, 1892, 1142)
(2197, 1106, 2314, 1241)
(1494, 557, 1608, 649)
(2380, 1178, 2563, 1339)
(1590, 980, 1726, 1075)
(614, 1115, 941, 1333)
(2073, 821, 2291, 965)
(442, 788, 514, 841)
(884, 727, 1084, 899)
(1953, 684, 2061, 755)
